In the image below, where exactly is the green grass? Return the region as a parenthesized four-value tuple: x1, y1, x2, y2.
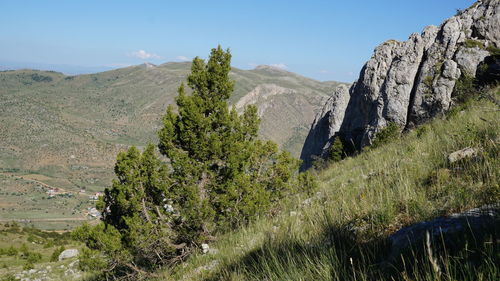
(155, 91, 499, 281)
(463, 39, 500, 56)
(0, 224, 87, 278)
(464, 39, 485, 49)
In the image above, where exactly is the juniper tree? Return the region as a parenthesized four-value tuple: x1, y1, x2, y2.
(328, 137, 345, 162)
(158, 46, 299, 239)
(74, 144, 179, 275)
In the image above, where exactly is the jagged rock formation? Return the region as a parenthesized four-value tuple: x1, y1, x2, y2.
(301, 0, 499, 168)
(299, 85, 350, 168)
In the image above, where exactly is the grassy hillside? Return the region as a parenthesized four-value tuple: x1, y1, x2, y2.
(0, 223, 89, 280)
(156, 90, 499, 280)
(0, 64, 343, 229)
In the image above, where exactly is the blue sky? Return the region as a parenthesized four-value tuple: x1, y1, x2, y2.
(0, 0, 475, 82)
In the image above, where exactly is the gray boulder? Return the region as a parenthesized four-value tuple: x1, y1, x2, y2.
(58, 249, 79, 261)
(448, 147, 478, 163)
(387, 205, 499, 263)
(455, 46, 491, 76)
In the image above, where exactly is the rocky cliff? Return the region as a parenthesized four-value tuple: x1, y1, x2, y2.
(301, 0, 499, 169)
(299, 85, 350, 168)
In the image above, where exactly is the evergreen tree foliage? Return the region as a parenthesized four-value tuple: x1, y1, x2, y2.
(328, 137, 345, 162)
(157, 46, 299, 238)
(74, 46, 307, 278)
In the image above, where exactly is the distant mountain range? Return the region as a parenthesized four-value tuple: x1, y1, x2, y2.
(0, 60, 118, 75)
(0, 62, 346, 224)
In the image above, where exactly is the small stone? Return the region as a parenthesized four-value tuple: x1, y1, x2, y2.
(201, 243, 210, 254)
(302, 198, 312, 206)
(448, 147, 477, 163)
(163, 204, 174, 213)
(64, 269, 75, 276)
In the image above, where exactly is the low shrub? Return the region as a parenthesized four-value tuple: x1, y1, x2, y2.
(327, 137, 346, 162)
(486, 45, 500, 56)
(371, 122, 401, 149)
(50, 246, 65, 262)
(452, 74, 478, 103)
(464, 39, 485, 49)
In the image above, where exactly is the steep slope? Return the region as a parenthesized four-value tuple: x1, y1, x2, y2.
(301, 0, 499, 168)
(0, 63, 343, 226)
(159, 91, 500, 281)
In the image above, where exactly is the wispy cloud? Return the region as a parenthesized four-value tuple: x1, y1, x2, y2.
(175, 56, 190, 62)
(128, 50, 161, 60)
(269, 63, 287, 70)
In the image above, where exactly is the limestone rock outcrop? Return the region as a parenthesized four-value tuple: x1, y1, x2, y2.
(301, 0, 499, 168)
(299, 85, 350, 168)
(386, 205, 499, 263)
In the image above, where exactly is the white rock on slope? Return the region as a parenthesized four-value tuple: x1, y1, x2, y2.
(58, 249, 79, 261)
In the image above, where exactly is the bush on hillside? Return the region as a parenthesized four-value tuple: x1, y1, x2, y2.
(24, 251, 42, 264)
(311, 136, 349, 170)
(328, 137, 346, 162)
(1, 274, 16, 281)
(371, 122, 401, 148)
(5, 246, 17, 256)
(29, 73, 53, 83)
(50, 246, 65, 262)
(297, 171, 318, 196)
(464, 39, 484, 49)
(453, 74, 479, 103)
(486, 45, 500, 56)
(74, 46, 308, 279)
(23, 262, 34, 270)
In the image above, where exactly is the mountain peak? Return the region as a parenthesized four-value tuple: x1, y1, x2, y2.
(254, 64, 288, 72)
(140, 62, 157, 69)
